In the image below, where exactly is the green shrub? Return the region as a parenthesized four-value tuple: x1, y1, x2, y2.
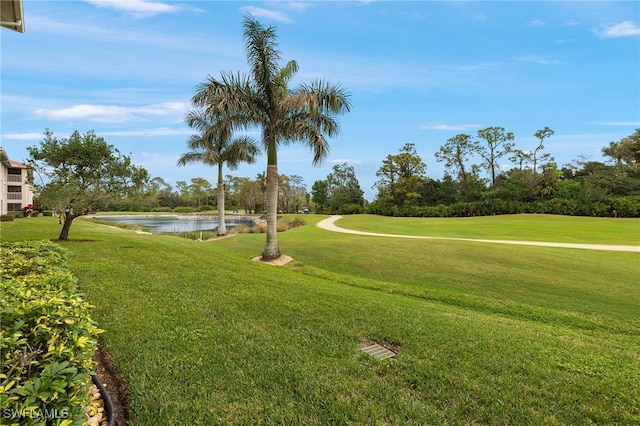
(0, 241, 103, 425)
(1, 214, 15, 222)
(173, 206, 196, 213)
(610, 195, 640, 217)
(42, 211, 53, 217)
(286, 216, 306, 228)
(151, 207, 173, 213)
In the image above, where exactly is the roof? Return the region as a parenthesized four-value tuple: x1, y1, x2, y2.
(1, 0, 25, 33)
(0, 147, 9, 164)
(0, 147, 27, 168)
(9, 160, 28, 168)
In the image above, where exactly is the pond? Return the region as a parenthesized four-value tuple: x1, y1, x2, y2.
(92, 215, 255, 233)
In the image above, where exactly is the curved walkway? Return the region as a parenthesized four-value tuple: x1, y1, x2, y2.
(316, 215, 640, 253)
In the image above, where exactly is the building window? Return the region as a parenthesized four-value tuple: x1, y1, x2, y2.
(8, 203, 22, 212)
(7, 168, 22, 182)
(7, 185, 22, 200)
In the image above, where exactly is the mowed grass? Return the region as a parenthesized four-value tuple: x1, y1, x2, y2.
(2, 215, 639, 425)
(333, 213, 640, 245)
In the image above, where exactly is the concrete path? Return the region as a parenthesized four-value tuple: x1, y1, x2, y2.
(316, 215, 640, 253)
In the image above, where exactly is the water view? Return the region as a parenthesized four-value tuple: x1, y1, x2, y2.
(93, 216, 254, 233)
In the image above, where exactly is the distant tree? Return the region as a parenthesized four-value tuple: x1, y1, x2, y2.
(187, 177, 213, 208)
(435, 134, 483, 200)
(192, 15, 351, 260)
(278, 174, 292, 213)
(435, 134, 475, 182)
(312, 163, 364, 214)
(288, 175, 307, 213)
(27, 130, 148, 240)
(175, 180, 189, 205)
(602, 129, 640, 168)
(311, 179, 329, 213)
(326, 163, 365, 213)
(177, 109, 258, 235)
(475, 127, 515, 185)
(375, 143, 428, 206)
(532, 127, 554, 182)
(509, 149, 532, 171)
(149, 177, 179, 208)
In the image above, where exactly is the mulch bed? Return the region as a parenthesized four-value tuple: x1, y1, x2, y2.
(92, 342, 131, 426)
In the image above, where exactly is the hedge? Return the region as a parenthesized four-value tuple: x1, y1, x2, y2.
(0, 241, 103, 426)
(366, 197, 640, 218)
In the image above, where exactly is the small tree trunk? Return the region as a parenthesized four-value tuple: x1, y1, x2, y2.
(58, 213, 76, 241)
(262, 164, 281, 260)
(217, 183, 226, 236)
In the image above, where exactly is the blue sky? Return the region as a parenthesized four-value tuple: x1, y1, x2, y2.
(2, 0, 639, 200)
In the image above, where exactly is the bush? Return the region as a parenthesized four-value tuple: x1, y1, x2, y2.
(151, 207, 173, 213)
(42, 211, 53, 217)
(287, 216, 306, 228)
(231, 224, 251, 234)
(1, 214, 15, 222)
(610, 196, 640, 217)
(0, 241, 103, 425)
(173, 206, 197, 213)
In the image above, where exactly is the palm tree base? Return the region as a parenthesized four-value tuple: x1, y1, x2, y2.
(252, 254, 292, 265)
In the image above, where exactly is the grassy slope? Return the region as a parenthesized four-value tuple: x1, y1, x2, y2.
(1, 216, 638, 424)
(333, 213, 640, 245)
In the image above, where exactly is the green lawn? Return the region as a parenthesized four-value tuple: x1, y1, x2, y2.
(331, 213, 640, 245)
(2, 215, 639, 424)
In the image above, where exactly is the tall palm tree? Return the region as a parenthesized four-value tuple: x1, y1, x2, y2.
(192, 15, 351, 259)
(177, 109, 258, 236)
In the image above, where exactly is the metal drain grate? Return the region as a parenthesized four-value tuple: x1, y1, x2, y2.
(361, 344, 395, 360)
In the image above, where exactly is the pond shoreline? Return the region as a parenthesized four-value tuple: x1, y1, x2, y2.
(90, 213, 263, 222)
(89, 213, 263, 233)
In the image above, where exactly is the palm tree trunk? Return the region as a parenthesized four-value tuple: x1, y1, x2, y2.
(217, 164, 226, 236)
(217, 183, 226, 236)
(262, 164, 281, 260)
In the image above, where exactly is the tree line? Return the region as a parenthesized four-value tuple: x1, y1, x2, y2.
(112, 126, 640, 218)
(27, 125, 640, 242)
(367, 127, 640, 217)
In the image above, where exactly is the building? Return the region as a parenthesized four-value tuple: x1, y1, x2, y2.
(1, 147, 34, 214)
(1, 0, 25, 33)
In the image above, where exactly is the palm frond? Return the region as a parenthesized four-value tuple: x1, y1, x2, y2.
(298, 80, 352, 115)
(243, 15, 281, 96)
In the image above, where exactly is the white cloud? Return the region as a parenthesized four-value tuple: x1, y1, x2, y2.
(85, 0, 180, 18)
(528, 19, 545, 27)
(516, 54, 561, 65)
(102, 128, 192, 137)
(593, 21, 640, 38)
(592, 121, 640, 126)
(240, 7, 292, 23)
(34, 102, 189, 123)
(419, 124, 482, 131)
(329, 158, 363, 164)
(1, 133, 44, 140)
(285, 1, 312, 11)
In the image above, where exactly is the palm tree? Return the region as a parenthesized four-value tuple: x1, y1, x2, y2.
(177, 109, 258, 236)
(192, 15, 351, 259)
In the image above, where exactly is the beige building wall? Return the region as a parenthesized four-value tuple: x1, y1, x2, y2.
(1, 147, 34, 214)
